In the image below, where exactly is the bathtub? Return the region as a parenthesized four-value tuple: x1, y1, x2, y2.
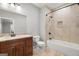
(47, 39, 79, 56)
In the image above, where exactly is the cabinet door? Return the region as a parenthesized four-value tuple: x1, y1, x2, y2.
(8, 46, 16, 56)
(26, 47, 33, 56)
(0, 46, 15, 56)
(15, 41, 25, 56)
(15, 45, 24, 56)
(25, 38, 33, 56)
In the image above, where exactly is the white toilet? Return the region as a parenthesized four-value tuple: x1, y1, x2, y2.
(33, 36, 45, 48)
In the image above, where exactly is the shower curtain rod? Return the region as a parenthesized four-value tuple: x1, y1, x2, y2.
(46, 3, 78, 16)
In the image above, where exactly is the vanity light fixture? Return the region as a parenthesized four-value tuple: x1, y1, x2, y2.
(1, 3, 21, 9)
(16, 5, 21, 10)
(9, 3, 21, 10)
(9, 3, 20, 7)
(10, 3, 15, 7)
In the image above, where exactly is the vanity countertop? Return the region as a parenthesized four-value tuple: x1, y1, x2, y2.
(0, 35, 32, 42)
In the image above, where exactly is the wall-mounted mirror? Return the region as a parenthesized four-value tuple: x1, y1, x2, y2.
(0, 17, 15, 36)
(0, 9, 27, 37)
(0, 18, 13, 33)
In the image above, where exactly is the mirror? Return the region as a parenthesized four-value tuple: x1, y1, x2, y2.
(0, 18, 15, 36)
(0, 9, 27, 36)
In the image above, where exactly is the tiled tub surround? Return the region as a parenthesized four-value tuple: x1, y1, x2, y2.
(46, 4, 79, 44)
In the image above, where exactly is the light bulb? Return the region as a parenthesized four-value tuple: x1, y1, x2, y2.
(16, 5, 21, 10)
(10, 3, 15, 7)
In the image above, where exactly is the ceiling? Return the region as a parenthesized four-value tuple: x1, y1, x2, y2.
(33, 3, 72, 10)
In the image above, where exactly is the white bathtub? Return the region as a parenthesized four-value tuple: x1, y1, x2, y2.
(47, 39, 79, 56)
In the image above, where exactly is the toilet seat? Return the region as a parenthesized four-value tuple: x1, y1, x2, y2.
(37, 41, 45, 45)
(37, 41, 45, 47)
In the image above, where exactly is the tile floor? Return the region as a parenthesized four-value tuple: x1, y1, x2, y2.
(33, 47, 64, 56)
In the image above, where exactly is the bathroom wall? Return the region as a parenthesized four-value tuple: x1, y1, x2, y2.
(0, 3, 40, 35)
(40, 7, 52, 41)
(20, 4, 40, 35)
(49, 4, 79, 44)
(0, 9, 27, 34)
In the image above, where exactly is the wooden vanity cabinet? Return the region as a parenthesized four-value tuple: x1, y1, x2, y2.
(24, 38, 33, 56)
(0, 37, 33, 56)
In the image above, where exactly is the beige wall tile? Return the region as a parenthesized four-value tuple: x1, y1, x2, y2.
(46, 4, 79, 44)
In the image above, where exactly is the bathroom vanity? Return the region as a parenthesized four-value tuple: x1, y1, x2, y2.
(0, 35, 33, 56)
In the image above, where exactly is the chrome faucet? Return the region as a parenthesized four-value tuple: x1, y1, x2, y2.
(10, 30, 16, 37)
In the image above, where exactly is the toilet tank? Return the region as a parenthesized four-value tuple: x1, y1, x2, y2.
(33, 36, 40, 42)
